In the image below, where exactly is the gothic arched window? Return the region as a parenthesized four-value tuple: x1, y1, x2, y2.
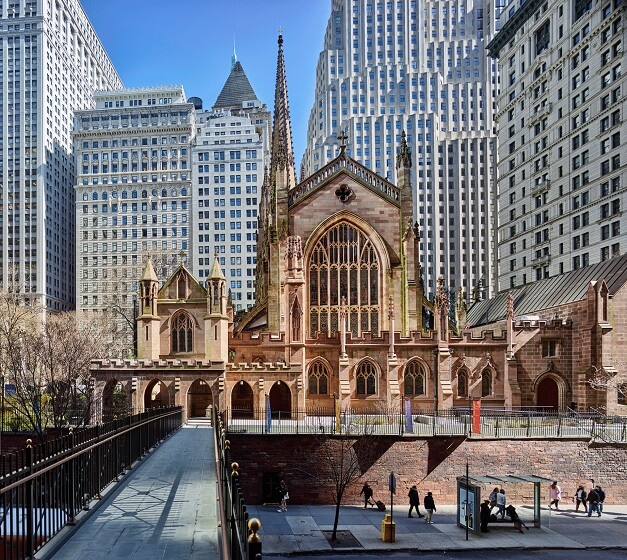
(481, 369, 492, 397)
(404, 360, 426, 396)
(356, 361, 377, 396)
(309, 222, 380, 337)
(308, 361, 329, 395)
(172, 312, 193, 353)
(458, 369, 468, 397)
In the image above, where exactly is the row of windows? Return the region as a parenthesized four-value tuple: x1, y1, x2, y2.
(80, 188, 187, 201)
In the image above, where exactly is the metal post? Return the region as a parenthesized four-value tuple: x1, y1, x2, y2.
(25, 439, 34, 559)
(0, 374, 4, 455)
(465, 461, 469, 541)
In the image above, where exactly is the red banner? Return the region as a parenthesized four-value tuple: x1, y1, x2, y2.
(471, 399, 481, 434)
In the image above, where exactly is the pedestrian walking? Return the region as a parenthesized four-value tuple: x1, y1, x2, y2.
(596, 485, 606, 516)
(407, 485, 424, 518)
(277, 479, 289, 512)
(496, 488, 506, 519)
(574, 485, 587, 513)
(587, 486, 600, 517)
(480, 499, 491, 533)
(424, 491, 436, 524)
(549, 481, 562, 510)
(360, 482, 375, 509)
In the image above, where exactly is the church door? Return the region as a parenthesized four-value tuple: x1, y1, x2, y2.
(231, 381, 254, 418)
(269, 382, 291, 419)
(537, 377, 559, 411)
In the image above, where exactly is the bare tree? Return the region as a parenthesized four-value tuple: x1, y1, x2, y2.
(586, 363, 627, 409)
(0, 290, 126, 439)
(298, 424, 380, 542)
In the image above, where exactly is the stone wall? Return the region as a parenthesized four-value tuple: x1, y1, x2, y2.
(229, 434, 627, 506)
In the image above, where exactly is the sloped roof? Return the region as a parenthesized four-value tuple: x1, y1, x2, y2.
(213, 61, 258, 109)
(467, 254, 627, 327)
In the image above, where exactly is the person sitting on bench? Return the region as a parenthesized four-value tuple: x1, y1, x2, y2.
(505, 505, 530, 533)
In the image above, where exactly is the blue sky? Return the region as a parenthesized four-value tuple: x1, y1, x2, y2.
(80, 0, 330, 161)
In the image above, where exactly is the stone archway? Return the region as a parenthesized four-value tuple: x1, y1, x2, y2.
(231, 381, 254, 418)
(269, 381, 291, 418)
(144, 379, 169, 409)
(187, 379, 213, 418)
(102, 380, 129, 422)
(535, 372, 568, 412)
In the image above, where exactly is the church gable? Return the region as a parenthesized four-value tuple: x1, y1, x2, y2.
(289, 168, 402, 262)
(158, 265, 207, 301)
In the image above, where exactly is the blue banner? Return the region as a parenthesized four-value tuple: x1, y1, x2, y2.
(404, 398, 413, 433)
(266, 394, 272, 433)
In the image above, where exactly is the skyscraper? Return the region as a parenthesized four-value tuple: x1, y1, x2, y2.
(0, 0, 122, 310)
(191, 56, 271, 312)
(74, 87, 195, 341)
(302, 0, 500, 303)
(488, 0, 625, 290)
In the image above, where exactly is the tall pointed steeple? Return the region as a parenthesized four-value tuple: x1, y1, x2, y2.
(269, 32, 297, 232)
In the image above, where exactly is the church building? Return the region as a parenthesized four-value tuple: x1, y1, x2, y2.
(90, 35, 627, 422)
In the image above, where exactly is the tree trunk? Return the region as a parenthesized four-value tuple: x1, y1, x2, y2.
(332, 491, 343, 541)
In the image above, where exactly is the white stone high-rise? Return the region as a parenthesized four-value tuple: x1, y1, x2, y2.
(191, 56, 271, 312)
(302, 0, 501, 303)
(488, 0, 626, 290)
(74, 87, 195, 339)
(0, 0, 122, 310)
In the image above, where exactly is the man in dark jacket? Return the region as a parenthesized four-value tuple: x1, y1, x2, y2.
(480, 499, 491, 532)
(424, 491, 436, 524)
(408, 485, 424, 518)
(587, 487, 600, 517)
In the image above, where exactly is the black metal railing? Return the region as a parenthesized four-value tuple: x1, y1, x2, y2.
(0, 406, 182, 560)
(214, 407, 261, 560)
(222, 406, 627, 441)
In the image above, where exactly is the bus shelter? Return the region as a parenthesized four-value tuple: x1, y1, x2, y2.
(457, 474, 554, 533)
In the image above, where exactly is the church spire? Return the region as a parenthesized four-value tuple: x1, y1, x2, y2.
(270, 32, 297, 202)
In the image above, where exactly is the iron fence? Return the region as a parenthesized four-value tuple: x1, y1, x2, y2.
(214, 407, 261, 560)
(222, 406, 627, 442)
(0, 406, 182, 560)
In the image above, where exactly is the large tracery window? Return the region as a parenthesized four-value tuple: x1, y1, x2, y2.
(481, 369, 492, 397)
(172, 312, 193, 353)
(309, 222, 380, 337)
(308, 361, 329, 395)
(404, 360, 426, 396)
(356, 360, 377, 396)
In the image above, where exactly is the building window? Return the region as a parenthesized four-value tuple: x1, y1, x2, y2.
(618, 385, 627, 406)
(171, 312, 193, 353)
(309, 222, 380, 337)
(356, 361, 377, 395)
(481, 369, 492, 397)
(404, 360, 426, 396)
(308, 361, 329, 395)
(458, 369, 468, 398)
(535, 20, 550, 55)
(542, 340, 557, 358)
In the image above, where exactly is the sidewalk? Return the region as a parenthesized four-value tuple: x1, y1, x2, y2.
(246, 503, 627, 556)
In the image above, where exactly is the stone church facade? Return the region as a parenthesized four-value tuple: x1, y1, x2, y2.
(90, 35, 627, 421)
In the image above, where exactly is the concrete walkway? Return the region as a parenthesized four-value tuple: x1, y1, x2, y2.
(39, 425, 219, 560)
(246, 503, 627, 556)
